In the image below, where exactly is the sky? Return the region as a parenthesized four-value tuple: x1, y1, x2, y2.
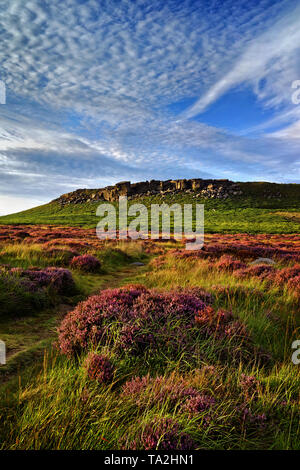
(0, 0, 300, 215)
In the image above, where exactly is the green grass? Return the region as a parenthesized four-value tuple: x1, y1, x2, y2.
(132, 255, 299, 362)
(0, 240, 148, 383)
(0, 181, 299, 450)
(0, 242, 299, 450)
(0, 181, 299, 232)
(1, 352, 299, 450)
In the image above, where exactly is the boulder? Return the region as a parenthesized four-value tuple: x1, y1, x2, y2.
(250, 258, 276, 266)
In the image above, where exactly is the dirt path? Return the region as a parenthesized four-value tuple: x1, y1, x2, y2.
(98, 264, 146, 291)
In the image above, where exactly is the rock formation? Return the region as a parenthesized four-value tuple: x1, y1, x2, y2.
(52, 178, 244, 205)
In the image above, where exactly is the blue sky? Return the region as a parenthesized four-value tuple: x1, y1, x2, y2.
(0, 0, 300, 214)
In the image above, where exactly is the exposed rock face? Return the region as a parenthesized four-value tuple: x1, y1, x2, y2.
(52, 178, 244, 205)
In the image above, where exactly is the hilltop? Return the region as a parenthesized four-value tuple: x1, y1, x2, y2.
(52, 178, 243, 204)
(0, 178, 299, 233)
(52, 178, 296, 204)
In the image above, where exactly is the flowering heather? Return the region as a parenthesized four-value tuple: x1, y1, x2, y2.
(287, 275, 300, 298)
(58, 286, 146, 355)
(215, 255, 247, 271)
(194, 305, 215, 327)
(240, 374, 260, 400)
(271, 264, 300, 285)
(194, 305, 238, 338)
(117, 324, 155, 354)
(172, 286, 214, 304)
(169, 233, 300, 263)
(23, 267, 76, 294)
(58, 286, 205, 357)
(171, 249, 211, 261)
(122, 374, 200, 409)
(58, 284, 254, 362)
(181, 394, 216, 423)
(42, 239, 90, 252)
(7, 267, 76, 295)
(234, 264, 275, 280)
(0, 269, 49, 316)
(224, 320, 249, 342)
(70, 254, 101, 272)
(128, 417, 195, 450)
(240, 407, 267, 431)
(84, 353, 114, 384)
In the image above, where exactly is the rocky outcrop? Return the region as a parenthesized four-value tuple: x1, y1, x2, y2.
(52, 178, 244, 205)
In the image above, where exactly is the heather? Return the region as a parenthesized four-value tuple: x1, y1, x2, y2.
(58, 286, 259, 365)
(0, 233, 149, 383)
(70, 254, 101, 272)
(0, 269, 49, 317)
(0, 265, 77, 318)
(125, 417, 195, 450)
(84, 353, 114, 384)
(0, 227, 299, 450)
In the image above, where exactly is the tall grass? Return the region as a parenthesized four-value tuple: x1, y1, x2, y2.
(1, 349, 299, 450)
(0, 238, 299, 450)
(0, 243, 74, 268)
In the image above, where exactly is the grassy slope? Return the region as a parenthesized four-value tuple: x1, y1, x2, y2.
(0, 182, 299, 233)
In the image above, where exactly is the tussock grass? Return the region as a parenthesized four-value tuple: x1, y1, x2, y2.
(0, 243, 75, 268)
(0, 236, 299, 450)
(0, 350, 299, 450)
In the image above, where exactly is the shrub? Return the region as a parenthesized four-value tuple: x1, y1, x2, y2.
(172, 286, 214, 304)
(181, 394, 216, 423)
(70, 254, 101, 272)
(240, 407, 267, 432)
(5, 266, 76, 296)
(194, 306, 237, 338)
(57, 286, 205, 358)
(215, 255, 247, 271)
(287, 275, 300, 298)
(58, 286, 255, 364)
(240, 374, 260, 400)
(234, 264, 275, 280)
(20, 267, 76, 295)
(127, 417, 195, 450)
(122, 374, 200, 409)
(0, 270, 49, 316)
(84, 353, 114, 384)
(272, 265, 300, 286)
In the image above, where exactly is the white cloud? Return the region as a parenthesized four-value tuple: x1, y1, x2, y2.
(183, 2, 300, 118)
(0, 0, 285, 112)
(0, 0, 299, 202)
(268, 120, 300, 139)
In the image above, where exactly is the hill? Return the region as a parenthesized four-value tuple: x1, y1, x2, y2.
(0, 179, 299, 233)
